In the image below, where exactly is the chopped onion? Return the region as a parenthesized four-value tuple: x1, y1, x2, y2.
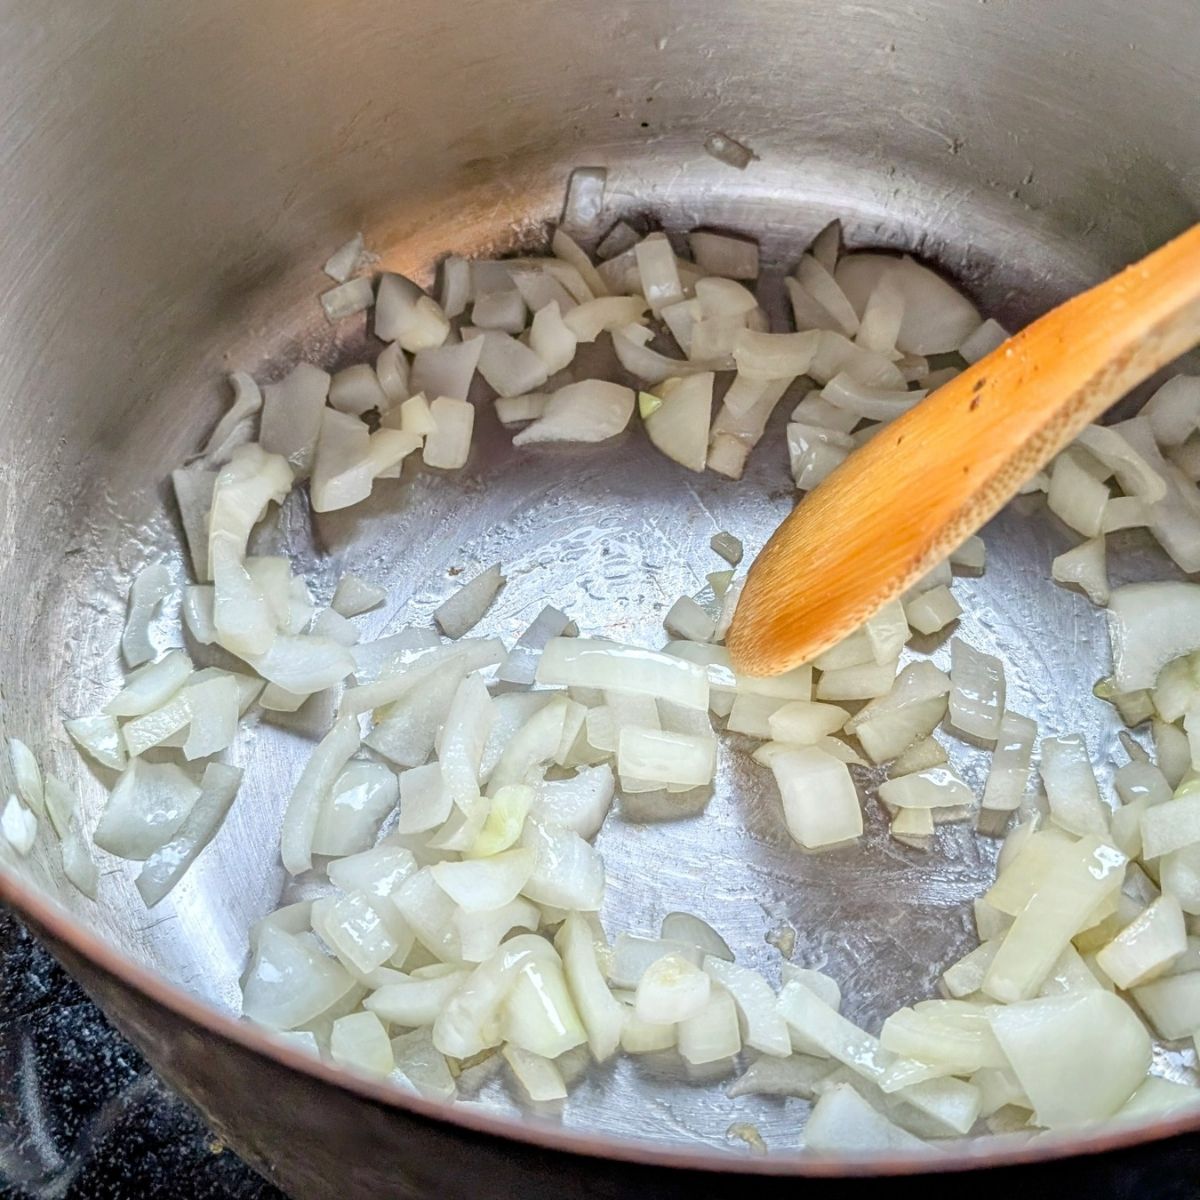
(733, 329, 819, 380)
(280, 715, 360, 875)
(410, 338, 483, 402)
(472, 289, 527, 334)
(766, 700, 850, 744)
(324, 233, 365, 283)
(528, 302, 578, 375)
(1131, 970, 1200, 1039)
(703, 957, 789, 1056)
(1108, 582, 1200, 692)
(635, 952, 710, 1023)
(815, 659, 898, 702)
(331, 1011, 394, 1077)
(512, 380, 635, 446)
(433, 564, 505, 639)
(260, 365, 329, 477)
(958, 318, 1010, 363)
(64, 715, 126, 772)
(518, 817, 604, 911)
(502, 1044, 567, 1102)
(1039, 733, 1109, 837)
(835, 254, 981, 355)
(794, 254, 859, 336)
(1144, 375, 1200, 447)
(688, 231, 758, 280)
(321, 276, 375, 323)
(551, 229, 608, 298)
(538, 638, 708, 710)
(421, 397, 474, 469)
(663, 595, 717, 643)
(703, 132, 755, 169)
(94, 759, 201, 860)
(904, 585, 962, 636)
(678, 986, 742, 1066)
(120, 563, 174, 668)
(613, 325, 731, 385)
(1095, 893, 1186, 989)
(171, 467, 217, 581)
(531, 765, 615, 841)
(617, 727, 716, 789)
(135, 762, 242, 906)
(247, 634, 354, 694)
(195, 372, 263, 465)
(643, 373, 713, 473)
(1047, 450, 1110, 537)
(980, 711, 1037, 822)
(770, 745, 862, 849)
(633, 234, 683, 314)
(855, 271, 905, 355)
(988, 991, 1150, 1128)
(1, 795, 36, 855)
(555, 912, 624, 1060)
(821, 372, 924, 422)
(375, 274, 450, 352)
(473, 332, 549, 398)
(878, 767, 973, 810)
(948, 637, 1006, 743)
(242, 926, 355, 1030)
(431, 849, 534, 912)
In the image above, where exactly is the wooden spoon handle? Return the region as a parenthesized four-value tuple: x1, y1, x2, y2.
(728, 223, 1200, 677)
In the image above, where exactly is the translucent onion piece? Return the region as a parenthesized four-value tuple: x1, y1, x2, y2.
(794, 254, 859, 336)
(1039, 733, 1109, 837)
(321, 277, 374, 323)
(375, 274, 450, 352)
(105, 650, 193, 718)
(531, 765, 615, 841)
(1140, 789, 1200, 860)
(958, 317, 1010, 363)
(311, 408, 373, 512)
(856, 271, 905, 355)
(518, 817, 605, 911)
(416, 397, 472, 470)
(948, 637, 1006, 743)
(733, 329, 820, 380)
(329, 575, 386, 619)
(538, 638, 708, 710)
(644, 373, 713, 472)
(904, 584, 962, 636)
(193, 371, 263, 466)
(634, 233, 683, 314)
(136, 762, 242, 906)
(472, 289, 527, 334)
(663, 595, 717, 643)
(770, 746, 862, 849)
(431, 849, 535, 912)
(835, 253, 982, 355)
(242, 926, 355, 1031)
(617, 727, 717, 789)
(502, 1044, 567, 1103)
(280, 715, 360, 876)
(555, 912, 625, 1060)
(821, 372, 924, 422)
(323, 233, 365, 283)
(330, 1011, 394, 1078)
(1095, 893, 1186, 989)
(474, 332, 550, 398)
(1108, 582, 1200, 692)
(94, 759, 201, 861)
(688, 231, 758, 280)
(180, 672, 239, 760)
(597, 220, 640, 262)
(1047, 450, 1110, 537)
(551, 229, 608, 298)
(806, 1083, 928, 1153)
(980, 711, 1037, 819)
(512, 380, 635, 446)
(727, 1053, 836, 1100)
(454, 898, 540, 964)
(434, 564, 505, 638)
(7, 737, 44, 817)
(613, 325, 730, 386)
(1144, 375, 1200, 447)
(247, 635, 355, 694)
(311, 761, 398, 858)
(171, 467, 217, 581)
(410, 338, 483, 403)
(878, 767, 973, 810)
(1131, 971, 1200, 1039)
(510, 268, 577, 317)
(704, 957, 790, 1056)
(529, 302, 578, 375)
(1, 795, 36, 855)
(1075, 422, 1167, 503)
(64, 715, 126, 772)
(678, 987, 742, 1065)
(987, 992, 1150, 1128)
(260, 365, 329, 477)
(329, 364, 388, 417)
(120, 563, 174, 668)
(634, 952, 711, 1023)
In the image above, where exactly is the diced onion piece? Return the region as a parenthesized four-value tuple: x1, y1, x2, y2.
(551, 229, 608, 298)
(528, 301, 578, 375)
(597, 220, 640, 261)
(247, 634, 354, 694)
(787, 421, 852, 490)
(433, 564, 505, 638)
(678, 987, 742, 1065)
(431, 848, 534, 912)
(512, 380, 635, 446)
(135, 762, 242, 906)
(531, 765, 615, 841)
(179, 671, 239, 760)
(1141, 788, 1200, 860)
(120, 563, 174, 668)
(617, 727, 717, 789)
(806, 1083, 927, 1153)
(472, 289, 527, 334)
(891, 736, 947, 777)
(410, 339, 483, 403)
(182, 585, 216, 644)
(195, 371, 263, 465)
(958, 318, 1010, 363)
(879, 767, 973, 810)
(1108, 582, 1200, 692)
(366, 970, 470, 1028)
(502, 1044, 567, 1102)
(330, 1011, 394, 1078)
(556, 912, 625, 1061)
(320, 277, 373, 323)
(473, 332, 549, 398)
(767, 700, 850, 744)
(502, 942, 587, 1059)
(563, 296, 649, 343)
(519, 817, 605, 911)
(703, 131, 754, 169)
(1075, 422, 1167, 503)
(1144, 375, 1200, 447)
(64, 715, 126, 772)
(815, 659, 898, 702)
(1, 795, 36, 855)
(1039, 733, 1109, 836)
(422, 397, 475, 469)
(280, 715, 360, 876)
(948, 637, 1006, 743)
(260, 366, 329, 477)
(703, 957, 789, 1056)
(242, 927, 355, 1030)
(835, 254, 982, 355)
(94, 759, 201, 861)
(635, 952, 711, 1023)
(987, 992, 1150, 1128)
(538, 638, 708, 710)
(329, 364, 387, 417)
(171, 467, 216, 581)
(7, 737, 44, 817)
(323, 233, 364, 283)
(904, 585, 962, 635)
(983, 836, 1126, 1002)
(1131, 971, 1200, 1039)
(329, 575, 385, 618)
(510, 267, 577, 316)
(809, 331, 907, 390)
(634, 234, 683, 314)
(644, 373, 713, 472)
(733, 329, 820, 380)
(663, 595, 717, 643)
(855, 271, 905, 354)
(785, 276, 844, 334)
(655, 913, 733, 964)
(311, 408, 372, 512)
(950, 535, 986, 573)
(310, 761, 397, 858)
(980, 711, 1037, 818)
(689, 231, 758, 280)
(105, 650, 194, 718)
(1047, 450, 1110, 537)
(770, 746, 862, 849)
(1095, 893, 1186, 989)
(794, 254, 859, 336)
(375, 274, 450, 352)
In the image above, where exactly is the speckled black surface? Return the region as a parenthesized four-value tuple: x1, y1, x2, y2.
(0, 911, 284, 1200)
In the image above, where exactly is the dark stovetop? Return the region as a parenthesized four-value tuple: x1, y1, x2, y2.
(0, 910, 282, 1200)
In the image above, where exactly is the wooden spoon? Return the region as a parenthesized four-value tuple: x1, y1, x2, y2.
(726, 223, 1200, 677)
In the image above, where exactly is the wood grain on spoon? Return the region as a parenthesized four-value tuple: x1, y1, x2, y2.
(727, 223, 1200, 678)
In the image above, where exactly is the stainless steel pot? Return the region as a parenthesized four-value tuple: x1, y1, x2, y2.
(2, 1, 1200, 1195)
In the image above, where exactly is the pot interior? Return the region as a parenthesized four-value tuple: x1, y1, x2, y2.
(1, 0, 1199, 1163)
